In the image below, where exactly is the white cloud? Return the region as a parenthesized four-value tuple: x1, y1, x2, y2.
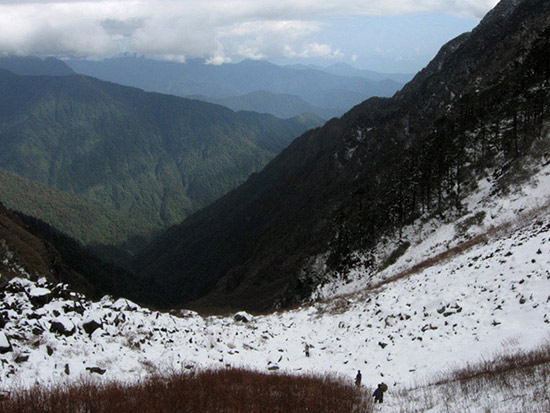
(0, 0, 500, 60)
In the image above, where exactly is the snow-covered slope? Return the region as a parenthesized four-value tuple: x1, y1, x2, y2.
(1, 163, 550, 411)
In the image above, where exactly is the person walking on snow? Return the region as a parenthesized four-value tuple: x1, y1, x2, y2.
(355, 370, 362, 387)
(373, 382, 387, 403)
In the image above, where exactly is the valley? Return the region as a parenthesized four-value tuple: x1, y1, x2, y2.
(0, 0, 549, 411)
(1, 161, 550, 411)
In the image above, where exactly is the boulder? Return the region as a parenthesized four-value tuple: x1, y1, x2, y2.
(111, 298, 138, 311)
(234, 311, 253, 323)
(82, 316, 102, 336)
(0, 332, 11, 354)
(27, 287, 53, 307)
(50, 317, 76, 336)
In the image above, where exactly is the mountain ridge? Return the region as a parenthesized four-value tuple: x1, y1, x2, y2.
(0, 69, 313, 253)
(134, 0, 550, 311)
(66, 56, 403, 115)
(0, 55, 75, 76)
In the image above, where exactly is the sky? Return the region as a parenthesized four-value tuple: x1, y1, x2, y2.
(0, 0, 500, 73)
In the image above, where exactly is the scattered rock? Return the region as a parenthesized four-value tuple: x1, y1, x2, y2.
(50, 317, 76, 336)
(0, 333, 12, 354)
(86, 366, 106, 375)
(27, 287, 53, 307)
(15, 353, 29, 363)
(111, 298, 138, 311)
(82, 317, 102, 336)
(169, 309, 199, 319)
(0, 312, 8, 329)
(63, 303, 85, 315)
(234, 312, 253, 323)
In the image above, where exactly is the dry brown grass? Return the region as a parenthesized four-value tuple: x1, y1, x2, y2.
(436, 340, 550, 386)
(394, 341, 550, 412)
(0, 368, 372, 413)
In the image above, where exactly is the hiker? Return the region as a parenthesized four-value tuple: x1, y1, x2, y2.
(373, 382, 387, 403)
(355, 370, 362, 387)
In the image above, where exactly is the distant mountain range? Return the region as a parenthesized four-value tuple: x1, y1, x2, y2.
(187, 91, 337, 120)
(66, 57, 405, 118)
(133, 0, 550, 310)
(287, 62, 414, 83)
(0, 68, 317, 255)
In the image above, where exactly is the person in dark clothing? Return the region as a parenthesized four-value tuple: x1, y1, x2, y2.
(373, 383, 387, 403)
(355, 370, 362, 387)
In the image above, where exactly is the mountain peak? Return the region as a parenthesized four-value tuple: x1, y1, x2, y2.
(0, 55, 75, 76)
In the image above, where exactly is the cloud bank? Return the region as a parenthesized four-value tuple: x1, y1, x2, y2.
(0, 0, 499, 62)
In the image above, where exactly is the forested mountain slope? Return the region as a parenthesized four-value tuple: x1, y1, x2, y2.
(134, 0, 550, 311)
(188, 91, 336, 120)
(0, 70, 313, 253)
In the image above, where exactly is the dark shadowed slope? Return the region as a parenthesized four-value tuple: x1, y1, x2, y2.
(134, 0, 550, 311)
(0, 202, 164, 305)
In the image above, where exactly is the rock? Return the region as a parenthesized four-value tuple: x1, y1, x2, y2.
(27, 287, 53, 307)
(113, 313, 126, 326)
(169, 309, 199, 319)
(5, 278, 28, 294)
(86, 366, 106, 375)
(82, 316, 102, 336)
(15, 353, 29, 363)
(234, 311, 253, 323)
(28, 312, 43, 320)
(0, 332, 12, 354)
(63, 303, 85, 315)
(64, 363, 70, 375)
(0, 312, 8, 328)
(378, 342, 388, 349)
(50, 317, 76, 336)
(111, 298, 138, 311)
